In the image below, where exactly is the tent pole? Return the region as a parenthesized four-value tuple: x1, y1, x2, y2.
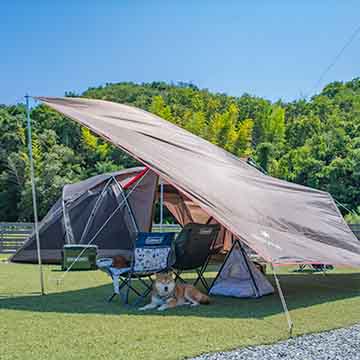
(271, 264, 293, 337)
(62, 186, 74, 244)
(113, 177, 139, 234)
(238, 239, 260, 298)
(160, 180, 164, 231)
(25, 95, 45, 295)
(79, 177, 113, 243)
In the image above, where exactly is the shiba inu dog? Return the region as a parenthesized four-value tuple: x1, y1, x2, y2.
(139, 272, 210, 311)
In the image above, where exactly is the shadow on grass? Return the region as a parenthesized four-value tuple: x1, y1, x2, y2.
(1, 272, 359, 319)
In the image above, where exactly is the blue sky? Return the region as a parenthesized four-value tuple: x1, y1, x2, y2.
(1, 1, 359, 105)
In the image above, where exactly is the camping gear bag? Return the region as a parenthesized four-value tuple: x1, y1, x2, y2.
(62, 244, 97, 270)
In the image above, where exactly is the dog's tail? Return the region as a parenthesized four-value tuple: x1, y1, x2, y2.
(199, 294, 210, 305)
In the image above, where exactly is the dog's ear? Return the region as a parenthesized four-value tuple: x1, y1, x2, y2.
(156, 272, 165, 281)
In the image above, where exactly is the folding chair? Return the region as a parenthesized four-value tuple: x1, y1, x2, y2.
(100, 232, 175, 305)
(172, 223, 220, 292)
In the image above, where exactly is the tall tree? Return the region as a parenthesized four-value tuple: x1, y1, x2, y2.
(1, 79, 360, 221)
(235, 118, 254, 157)
(218, 103, 239, 152)
(184, 111, 206, 137)
(149, 95, 174, 122)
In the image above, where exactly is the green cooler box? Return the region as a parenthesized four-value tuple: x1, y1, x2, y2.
(62, 244, 98, 270)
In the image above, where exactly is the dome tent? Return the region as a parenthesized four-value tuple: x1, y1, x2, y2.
(11, 167, 233, 264)
(11, 168, 158, 264)
(210, 240, 274, 298)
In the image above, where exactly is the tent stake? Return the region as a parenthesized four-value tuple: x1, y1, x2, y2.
(160, 180, 164, 231)
(25, 95, 45, 295)
(271, 264, 293, 337)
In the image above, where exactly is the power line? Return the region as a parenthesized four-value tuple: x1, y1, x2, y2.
(308, 22, 360, 98)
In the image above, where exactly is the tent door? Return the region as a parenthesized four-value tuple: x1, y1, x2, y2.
(209, 239, 274, 298)
(237, 240, 260, 298)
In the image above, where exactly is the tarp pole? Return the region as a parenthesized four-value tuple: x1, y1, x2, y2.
(271, 264, 293, 337)
(25, 95, 45, 295)
(160, 180, 164, 231)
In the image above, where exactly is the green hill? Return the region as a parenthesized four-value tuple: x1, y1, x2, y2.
(1, 79, 359, 221)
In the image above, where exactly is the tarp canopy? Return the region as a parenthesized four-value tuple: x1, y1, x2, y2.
(37, 97, 360, 267)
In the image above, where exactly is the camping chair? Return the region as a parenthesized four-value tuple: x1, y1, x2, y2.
(172, 223, 221, 292)
(100, 232, 175, 305)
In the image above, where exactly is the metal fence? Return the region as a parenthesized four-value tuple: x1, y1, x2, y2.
(0, 222, 34, 254)
(0, 222, 358, 254)
(0, 222, 181, 254)
(152, 224, 181, 233)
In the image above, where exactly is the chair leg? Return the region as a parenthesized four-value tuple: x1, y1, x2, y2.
(107, 269, 153, 305)
(123, 277, 143, 298)
(193, 270, 201, 286)
(127, 283, 143, 297)
(118, 277, 129, 292)
(193, 256, 211, 290)
(138, 277, 152, 290)
(125, 271, 133, 305)
(173, 270, 186, 283)
(195, 269, 209, 291)
(118, 277, 134, 297)
(117, 274, 154, 306)
(134, 284, 153, 306)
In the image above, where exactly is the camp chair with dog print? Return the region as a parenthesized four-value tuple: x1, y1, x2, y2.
(99, 232, 175, 305)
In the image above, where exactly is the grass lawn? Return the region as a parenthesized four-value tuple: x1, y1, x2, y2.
(1, 256, 360, 360)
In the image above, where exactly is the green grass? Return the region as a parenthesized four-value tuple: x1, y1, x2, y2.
(1, 258, 360, 360)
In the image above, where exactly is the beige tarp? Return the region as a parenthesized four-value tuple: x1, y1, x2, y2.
(37, 97, 360, 267)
